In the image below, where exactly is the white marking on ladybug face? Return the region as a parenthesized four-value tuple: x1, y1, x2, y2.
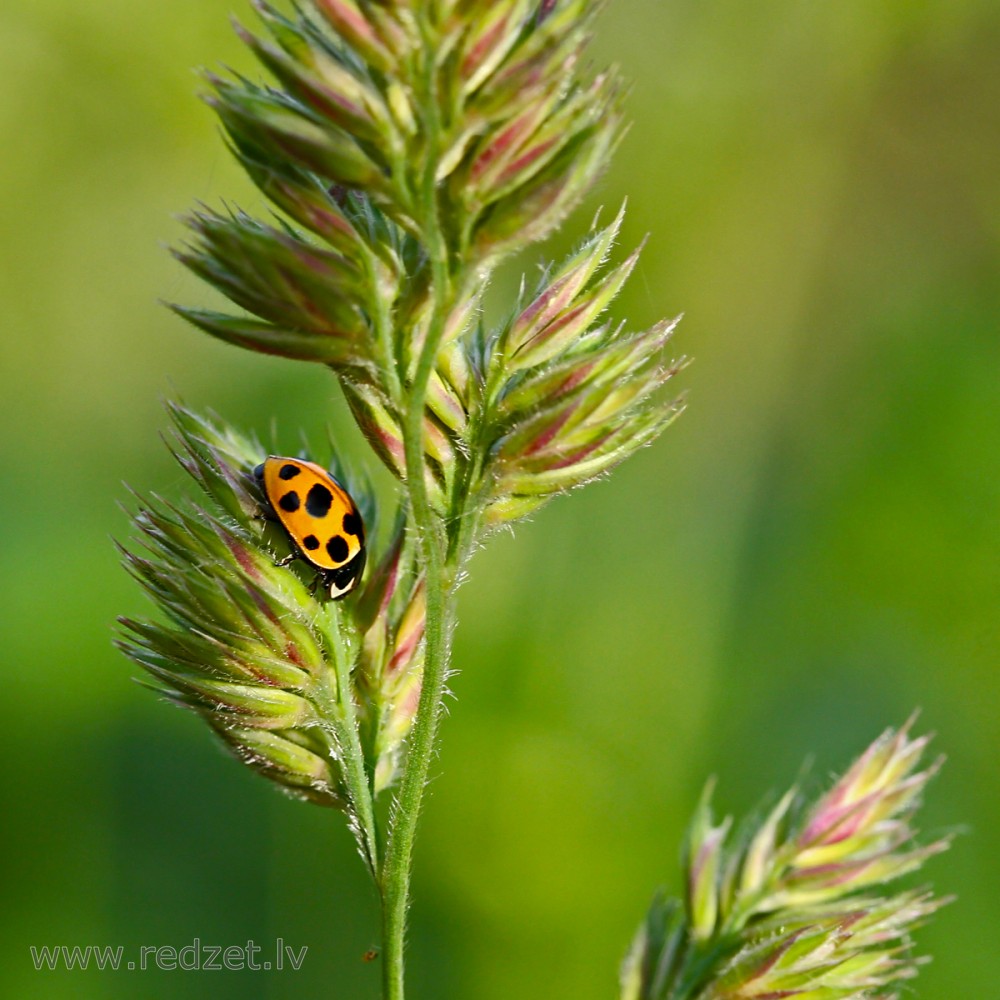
(328, 577, 354, 599)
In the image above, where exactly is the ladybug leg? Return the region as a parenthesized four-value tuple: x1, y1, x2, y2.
(248, 465, 276, 522)
(275, 552, 298, 568)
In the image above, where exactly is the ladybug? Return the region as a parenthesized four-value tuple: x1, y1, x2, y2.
(253, 456, 366, 599)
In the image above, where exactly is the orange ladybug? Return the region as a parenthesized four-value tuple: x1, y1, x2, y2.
(254, 456, 366, 599)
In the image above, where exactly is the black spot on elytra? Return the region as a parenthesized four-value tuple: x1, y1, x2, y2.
(342, 511, 362, 538)
(278, 491, 300, 512)
(306, 483, 333, 518)
(279, 464, 301, 480)
(302, 534, 320, 551)
(326, 535, 349, 563)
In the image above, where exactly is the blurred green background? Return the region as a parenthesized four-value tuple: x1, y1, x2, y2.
(1, 0, 997, 997)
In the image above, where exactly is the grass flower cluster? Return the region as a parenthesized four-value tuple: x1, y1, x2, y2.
(621, 720, 949, 1000)
(118, 2, 950, 997)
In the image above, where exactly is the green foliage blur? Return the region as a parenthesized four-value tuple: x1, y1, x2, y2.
(1, 1, 997, 997)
